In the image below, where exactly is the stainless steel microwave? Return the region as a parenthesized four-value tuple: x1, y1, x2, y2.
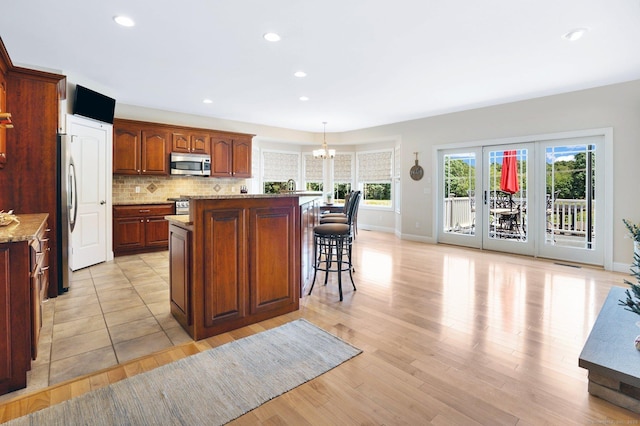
(170, 152, 211, 176)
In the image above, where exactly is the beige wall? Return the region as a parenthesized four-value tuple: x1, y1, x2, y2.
(339, 79, 640, 268)
(112, 79, 640, 269)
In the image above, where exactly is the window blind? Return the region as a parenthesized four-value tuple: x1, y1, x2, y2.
(304, 154, 323, 182)
(263, 151, 299, 181)
(334, 153, 353, 183)
(357, 150, 392, 182)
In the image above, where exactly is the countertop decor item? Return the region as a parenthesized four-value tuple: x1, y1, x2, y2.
(0, 210, 19, 226)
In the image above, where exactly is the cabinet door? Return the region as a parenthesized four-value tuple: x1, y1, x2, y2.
(113, 125, 141, 174)
(145, 216, 169, 248)
(232, 138, 252, 177)
(169, 225, 191, 326)
(141, 128, 169, 175)
(0, 72, 6, 168)
(249, 206, 297, 314)
(190, 133, 210, 154)
(113, 217, 145, 251)
(30, 273, 41, 360)
(211, 137, 232, 177)
(0, 247, 10, 381)
(203, 208, 247, 326)
(171, 132, 190, 153)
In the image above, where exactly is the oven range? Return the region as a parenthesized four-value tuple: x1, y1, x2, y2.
(168, 198, 190, 215)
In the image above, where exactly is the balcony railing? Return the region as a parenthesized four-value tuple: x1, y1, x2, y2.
(444, 196, 594, 238)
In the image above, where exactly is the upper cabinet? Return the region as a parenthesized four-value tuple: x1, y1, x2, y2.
(113, 120, 169, 175)
(211, 134, 252, 178)
(172, 131, 210, 154)
(0, 43, 9, 169)
(114, 118, 253, 177)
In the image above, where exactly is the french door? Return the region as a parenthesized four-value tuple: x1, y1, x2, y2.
(437, 135, 604, 266)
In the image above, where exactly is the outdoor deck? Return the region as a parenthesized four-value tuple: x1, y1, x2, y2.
(444, 195, 594, 246)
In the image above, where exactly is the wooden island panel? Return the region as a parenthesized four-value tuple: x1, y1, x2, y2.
(182, 195, 301, 340)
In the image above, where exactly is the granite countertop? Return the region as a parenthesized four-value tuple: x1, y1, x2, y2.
(0, 213, 49, 243)
(113, 201, 175, 206)
(184, 191, 322, 200)
(165, 214, 192, 226)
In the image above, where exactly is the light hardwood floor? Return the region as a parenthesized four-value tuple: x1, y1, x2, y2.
(1, 230, 637, 424)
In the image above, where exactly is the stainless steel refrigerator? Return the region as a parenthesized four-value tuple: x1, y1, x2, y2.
(56, 133, 77, 294)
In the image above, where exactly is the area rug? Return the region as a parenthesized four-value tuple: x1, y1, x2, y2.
(4, 319, 361, 426)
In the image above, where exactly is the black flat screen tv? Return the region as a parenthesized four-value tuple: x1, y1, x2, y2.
(72, 84, 116, 124)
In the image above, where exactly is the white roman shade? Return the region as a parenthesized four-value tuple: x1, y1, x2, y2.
(263, 151, 300, 181)
(304, 154, 323, 182)
(334, 153, 353, 183)
(357, 150, 393, 182)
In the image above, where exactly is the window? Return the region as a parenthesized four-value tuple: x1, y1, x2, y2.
(357, 150, 393, 207)
(303, 154, 323, 192)
(262, 150, 300, 194)
(333, 153, 354, 204)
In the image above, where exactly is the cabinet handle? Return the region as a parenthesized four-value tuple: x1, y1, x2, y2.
(142, 170, 146, 172)
(41, 238, 50, 243)
(139, 209, 150, 213)
(45, 228, 51, 232)
(41, 266, 49, 272)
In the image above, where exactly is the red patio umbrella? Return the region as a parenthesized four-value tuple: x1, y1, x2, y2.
(500, 150, 519, 195)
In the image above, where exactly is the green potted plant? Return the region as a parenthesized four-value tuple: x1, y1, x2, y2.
(623, 219, 640, 243)
(618, 240, 640, 350)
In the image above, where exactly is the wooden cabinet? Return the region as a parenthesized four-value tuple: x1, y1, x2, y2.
(0, 70, 7, 169)
(113, 119, 253, 178)
(113, 204, 174, 256)
(29, 223, 49, 360)
(113, 122, 169, 175)
(0, 214, 49, 396)
(173, 196, 300, 340)
(210, 135, 252, 178)
(169, 223, 191, 328)
(0, 37, 65, 299)
(172, 131, 210, 154)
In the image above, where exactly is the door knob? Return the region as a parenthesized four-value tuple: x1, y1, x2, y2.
(100, 200, 106, 205)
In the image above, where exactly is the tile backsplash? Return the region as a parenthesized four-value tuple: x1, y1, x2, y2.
(113, 176, 249, 204)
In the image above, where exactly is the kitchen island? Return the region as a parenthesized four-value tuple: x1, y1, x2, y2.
(166, 193, 320, 340)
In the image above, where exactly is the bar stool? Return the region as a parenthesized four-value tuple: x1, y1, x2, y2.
(308, 191, 360, 301)
(320, 190, 360, 237)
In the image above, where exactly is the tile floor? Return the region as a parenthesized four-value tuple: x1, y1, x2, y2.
(0, 250, 192, 403)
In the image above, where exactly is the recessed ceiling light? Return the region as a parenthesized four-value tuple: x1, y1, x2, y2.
(294, 71, 307, 78)
(563, 28, 588, 41)
(263, 32, 281, 42)
(113, 15, 135, 27)
(299, 96, 309, 101)
(203, 99, 213, 104)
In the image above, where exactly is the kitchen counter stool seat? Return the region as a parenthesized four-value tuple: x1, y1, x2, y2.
(308, 191, 360, 302)
(308, 223, 356, 301)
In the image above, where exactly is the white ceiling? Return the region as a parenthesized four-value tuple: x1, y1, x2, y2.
(1, 0, 639, 132)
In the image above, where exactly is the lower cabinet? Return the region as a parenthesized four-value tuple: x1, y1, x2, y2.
(113, 204, 174, 256)
(0, 214, 49, 396)
(169, 223, 191, 328)
(170, 197, 301, 340)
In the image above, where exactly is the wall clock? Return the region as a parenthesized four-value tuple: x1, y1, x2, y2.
(409, 152, 424, 181)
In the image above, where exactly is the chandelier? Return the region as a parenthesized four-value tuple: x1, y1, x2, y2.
(313, 122, 335, 159)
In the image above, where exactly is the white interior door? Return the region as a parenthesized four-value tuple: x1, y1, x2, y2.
(67, 116, 109, 271)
